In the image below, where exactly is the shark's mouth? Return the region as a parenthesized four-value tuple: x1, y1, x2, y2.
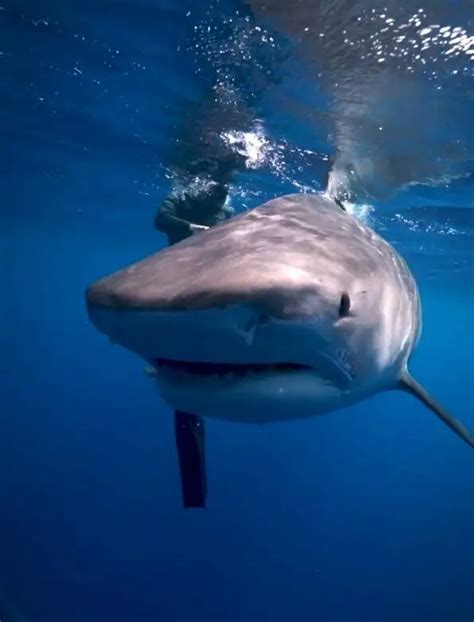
(150, 356, 348, 423)
(152, 358, 311, 377)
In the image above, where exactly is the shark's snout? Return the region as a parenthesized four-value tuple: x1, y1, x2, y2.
(86, 272, 154, 311)
(86, 282, 118, 309)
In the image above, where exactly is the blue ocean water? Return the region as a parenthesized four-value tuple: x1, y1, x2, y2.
(1, 1, 473, 621)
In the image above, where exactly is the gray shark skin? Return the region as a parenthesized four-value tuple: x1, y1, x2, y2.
(86, 194, 473, 448)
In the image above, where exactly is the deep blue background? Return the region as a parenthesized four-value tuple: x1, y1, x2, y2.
(1, 1, 473, 621)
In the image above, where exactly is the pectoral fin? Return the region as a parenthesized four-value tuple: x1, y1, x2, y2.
(400, 371, 474, 448)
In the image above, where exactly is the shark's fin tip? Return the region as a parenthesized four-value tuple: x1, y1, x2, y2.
(400, 370, 474, 449)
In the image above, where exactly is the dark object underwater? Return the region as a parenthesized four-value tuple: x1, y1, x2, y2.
(174, 411, 207, 508)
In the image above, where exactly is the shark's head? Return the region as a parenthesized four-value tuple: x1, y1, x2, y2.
(86, 194, 472, 446)
(86, 194, 419, 422)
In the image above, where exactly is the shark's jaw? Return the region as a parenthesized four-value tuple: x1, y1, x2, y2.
(87, 302, 364, 422)
(148, 357, 356, 423)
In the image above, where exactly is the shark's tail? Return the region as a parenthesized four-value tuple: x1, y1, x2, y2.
(400, 371, 474, 448)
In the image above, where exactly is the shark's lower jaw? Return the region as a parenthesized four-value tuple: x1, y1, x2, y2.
(150, 358, 352, 423)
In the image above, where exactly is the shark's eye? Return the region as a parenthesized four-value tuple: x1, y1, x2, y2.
(339, 292, 351, 318)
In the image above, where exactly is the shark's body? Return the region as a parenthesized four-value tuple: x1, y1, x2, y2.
(86, 194, 473, 468)
(88, 194, 421, 422)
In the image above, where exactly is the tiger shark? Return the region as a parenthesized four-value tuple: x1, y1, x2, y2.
(85, 193, 473, 502)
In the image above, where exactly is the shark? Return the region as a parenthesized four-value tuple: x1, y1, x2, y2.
(85, 193, 473, 503)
